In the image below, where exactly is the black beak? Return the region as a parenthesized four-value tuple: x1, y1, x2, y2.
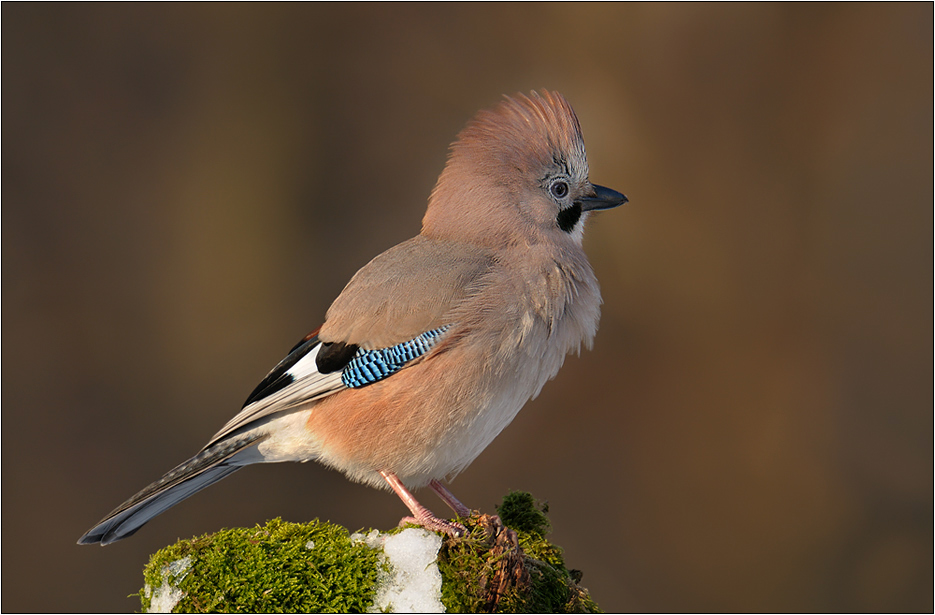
(578, 184, 628, 212)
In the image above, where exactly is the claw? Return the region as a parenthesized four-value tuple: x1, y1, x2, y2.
(399, 514, 466, 538)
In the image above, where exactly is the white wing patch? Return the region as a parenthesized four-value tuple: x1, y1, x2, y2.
(206, 342, 345, 447)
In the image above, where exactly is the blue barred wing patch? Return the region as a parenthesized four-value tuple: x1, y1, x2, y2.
(341, 326, 451, 388)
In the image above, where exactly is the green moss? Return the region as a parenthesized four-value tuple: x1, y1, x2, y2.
(139, 492, 600, 613)
(437, 492, 602, 613)
(139, 518, 380, 613)
(435, 516, 496, 613)
(496, 491, 551, 537)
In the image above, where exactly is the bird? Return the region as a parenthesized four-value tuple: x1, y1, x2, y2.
(79, 89, 627, 545)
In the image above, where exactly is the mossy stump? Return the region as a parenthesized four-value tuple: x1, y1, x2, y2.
(140, 491, 601, 613)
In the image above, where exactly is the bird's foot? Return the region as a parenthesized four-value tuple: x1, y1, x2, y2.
(399, 513, 467, 538)
(381, 470, 468, 537)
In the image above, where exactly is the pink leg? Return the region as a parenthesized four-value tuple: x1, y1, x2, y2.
(380, 471, 466, 537)
(430, 479, 472, 518)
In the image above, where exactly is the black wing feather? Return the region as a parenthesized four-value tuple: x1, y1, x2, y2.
(242, 335, 320, 408)
(315, 341, 360, 374)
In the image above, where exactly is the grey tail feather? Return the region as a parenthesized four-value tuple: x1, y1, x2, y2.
(78, 432, 266, 545)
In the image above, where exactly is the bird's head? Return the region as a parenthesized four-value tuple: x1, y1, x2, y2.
(423, 90, 626, 247)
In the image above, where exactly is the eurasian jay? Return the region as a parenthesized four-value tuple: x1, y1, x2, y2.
(79, 90, 627, 545)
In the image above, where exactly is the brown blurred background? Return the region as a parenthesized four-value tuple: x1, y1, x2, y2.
(3, 4, 932, 612)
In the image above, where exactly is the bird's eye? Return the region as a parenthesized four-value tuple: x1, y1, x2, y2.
(550, 180, 569, 200)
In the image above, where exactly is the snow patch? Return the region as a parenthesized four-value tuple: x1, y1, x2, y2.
(356, 528, 445, 613)
(145, 555, 192, 613)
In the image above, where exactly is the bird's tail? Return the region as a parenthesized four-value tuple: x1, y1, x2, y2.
(78, 432, 266, 545)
